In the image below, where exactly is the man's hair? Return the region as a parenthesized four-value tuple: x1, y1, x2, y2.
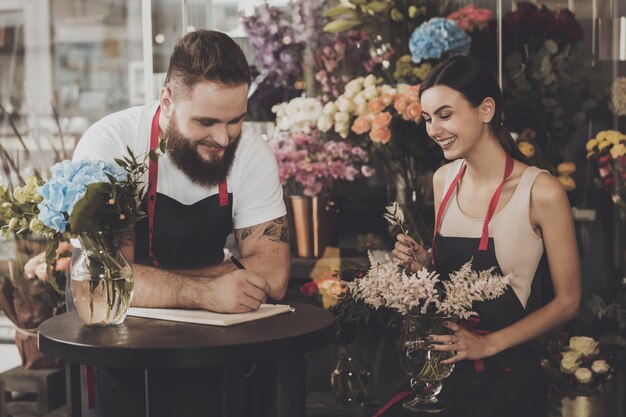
(165, 30, 251, 99)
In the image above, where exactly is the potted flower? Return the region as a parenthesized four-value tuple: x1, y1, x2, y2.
(543, 332, 615, 417)
(269, 96, 374, 258)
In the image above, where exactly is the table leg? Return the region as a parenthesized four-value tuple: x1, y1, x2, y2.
(274, 355, 306, 417)
(65, 363, 81, 417)
(220, 365, 247, 417)
(144, 368, 221, 417)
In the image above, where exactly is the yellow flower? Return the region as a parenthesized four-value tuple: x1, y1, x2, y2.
(610, 143, 626, 159)
(605, 130, 623, 144)
(517, 140, 535, 158)
(598, 140, 613, 152)
(586, 150, 596, 159)
(596, 131, 608, 142)
(559, 175, 576, 191)
(585, 139, 598, 152)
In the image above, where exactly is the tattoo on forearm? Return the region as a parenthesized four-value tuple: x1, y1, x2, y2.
(262, 216, 289, 244)
(238, 216, 290, 245)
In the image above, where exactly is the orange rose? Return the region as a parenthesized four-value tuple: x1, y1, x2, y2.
(372, 111, 392, 128)
(367, 98, 385, 114)
(351, 116, 372, 134)
(370, 126, 391, 144)
(403, 102, 422, 121)
(394, 97, 409, 114)
(407, 85, 420, 102)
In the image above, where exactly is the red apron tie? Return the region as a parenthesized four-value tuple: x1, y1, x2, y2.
(147, 106, 229, 267)
(371, 390, 413, 417)
(432, 154, 514, 262)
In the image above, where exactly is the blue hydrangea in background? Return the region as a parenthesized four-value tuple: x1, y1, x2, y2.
(409, 18, 471, 65)
(37, 160, 127, 232)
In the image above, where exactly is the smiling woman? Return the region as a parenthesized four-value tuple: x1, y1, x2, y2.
(393, 56, 581, 417)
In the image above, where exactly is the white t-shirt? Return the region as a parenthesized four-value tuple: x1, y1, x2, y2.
(72, 101, 286, 229)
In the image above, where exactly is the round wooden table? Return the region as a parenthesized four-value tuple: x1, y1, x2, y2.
(38, 302, 334, 417)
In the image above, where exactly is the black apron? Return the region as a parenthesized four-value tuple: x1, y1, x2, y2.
(424, 156, 548, 417)
(135, 105, 233, 268)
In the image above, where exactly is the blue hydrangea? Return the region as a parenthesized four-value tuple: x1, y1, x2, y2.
(37, 160, 127, 232)
(409, 18, 471, 65)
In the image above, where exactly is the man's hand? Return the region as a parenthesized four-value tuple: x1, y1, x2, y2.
(196, 269, 271, 313)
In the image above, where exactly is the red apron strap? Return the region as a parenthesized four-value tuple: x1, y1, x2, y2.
(433, 154, 515, 256)
(147, 106, 161, 267)
(372, 390, 413, 417)
(218, 178, 229, 207)
(432, 162, 466, 264)
(478, 154, 514, 250)
(85, 365, 96, 409)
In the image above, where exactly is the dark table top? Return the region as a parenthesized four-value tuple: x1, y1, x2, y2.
(37, 302, 335, 369)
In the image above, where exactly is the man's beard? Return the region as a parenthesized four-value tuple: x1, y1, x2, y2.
(165, 118, 241, 187)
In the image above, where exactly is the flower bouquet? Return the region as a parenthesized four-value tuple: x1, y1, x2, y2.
(586, 130, 626, 221)
(270, 96, 374, 197)
(0, 148, 153, 326)
(342, 203, 510, 412)
(543, 332, 615, 415)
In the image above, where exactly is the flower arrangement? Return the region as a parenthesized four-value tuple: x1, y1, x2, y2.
(345, 203, 511, 319)
(270, 96, 373, 197)
(586, 130, 626, 221)
(502, 2, 608, 168)
(544, 332, 615, 400)
(300, 270, 346, 309)
(408, 17, 471, 65)
(0, 148, 152, 293)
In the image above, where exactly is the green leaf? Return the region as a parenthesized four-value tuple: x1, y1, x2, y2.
(540, 56, 552, 76)
(505, 52, 522, 70)
(323, 5, 356, 18)
(349, 0, 368, 4)
(544, 73, 557, 86)
(45, 239, 64, 295)
(69, 182, 112, 234)
(148, 150, 158, 162)
(544, 40, 558, 54)
(323, 19, 361, 33)
(114, 158, 128, 168)
(158, 139, 166, 154)
(363, 1, 389, 14)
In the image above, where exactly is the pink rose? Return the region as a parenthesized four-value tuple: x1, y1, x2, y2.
(361, 165, 375, 177)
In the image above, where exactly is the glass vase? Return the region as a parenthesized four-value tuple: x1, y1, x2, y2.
(330, 344, 370, 406)
(400, 315, 456, 413)
(70, 231, 133, 327)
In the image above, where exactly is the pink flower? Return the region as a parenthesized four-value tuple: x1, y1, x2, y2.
(361, 165, 375, 177)
(345, 166, 359, 181)
(304, 183, 323, 197)
(330, 161, 347, 179)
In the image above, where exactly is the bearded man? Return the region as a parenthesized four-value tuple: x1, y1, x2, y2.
(72, 30, 289, 313)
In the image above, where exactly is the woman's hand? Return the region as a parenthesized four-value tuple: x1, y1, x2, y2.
(428, 321, 498, 365)
(392, 234, 430, 272)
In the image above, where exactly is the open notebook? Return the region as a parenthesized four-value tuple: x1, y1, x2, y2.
(127, 304, 294, 327)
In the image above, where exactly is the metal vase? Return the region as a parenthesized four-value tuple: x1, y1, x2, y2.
(287, 196, 338, 258)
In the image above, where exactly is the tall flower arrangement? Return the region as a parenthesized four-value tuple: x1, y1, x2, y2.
(269, 96, 374, 197)
(501, 2, 608, 168)
(317, 74, 442, 243)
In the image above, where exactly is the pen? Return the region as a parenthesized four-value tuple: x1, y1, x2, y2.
(230, 256, 276, 305)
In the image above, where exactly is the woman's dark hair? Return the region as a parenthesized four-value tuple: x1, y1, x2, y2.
(419, 56, 532, 165)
